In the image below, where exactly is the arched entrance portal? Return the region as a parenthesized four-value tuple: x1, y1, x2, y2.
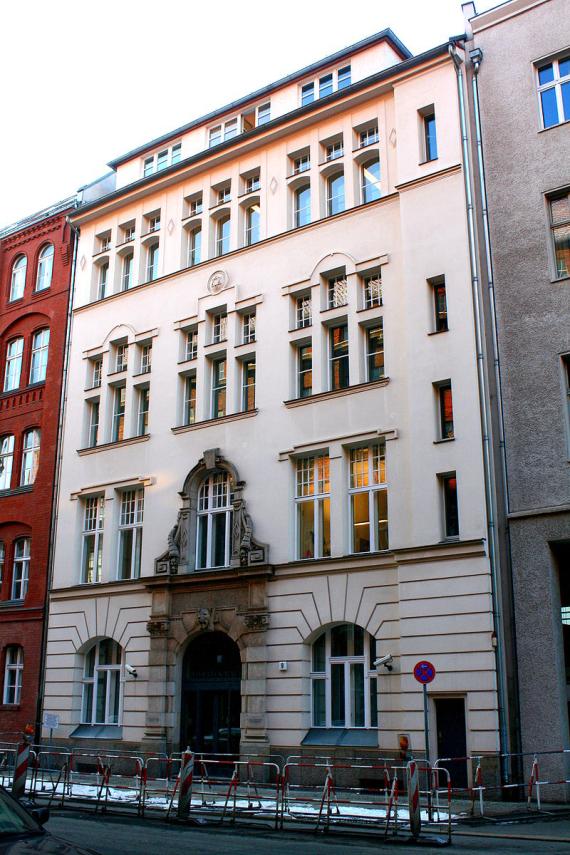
(181, 632, 241, 755)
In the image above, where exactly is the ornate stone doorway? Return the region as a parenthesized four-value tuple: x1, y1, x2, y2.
(180, 631, 241, 756)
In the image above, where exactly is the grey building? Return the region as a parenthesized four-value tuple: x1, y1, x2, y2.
(463, 0, 570, 761)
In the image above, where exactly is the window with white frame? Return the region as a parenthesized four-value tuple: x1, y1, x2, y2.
(245, 173, 260, 194)
(537, 55, 570, 129)
(245, 204, 261, 246)
(185, 329, 198, 361)
(112, 386, 126, 442)
(29, 328, 50, 384)
(548, 190, 570, 279)
(257, 103, 271, 125)
(88, 400, 100, 448)
(311, 624, 377, 728)
(12, 538, 30, 600)
(212, 312, 228, 344)
(81, 639, 122, 725)
(4, 338, 24, 392)
(242, 312, 256, 344)
(0, 542, 4, 583)
(292, 153, 310, 175)
(188, 226, 202, 267)
(98, 261, 110, 300)
(122, 253, 134, 291)
(211, 357, 227, 418)
(325, 140, 343, 162)
(294, 184, 311, 227)
(81, 496, 104, 583)
(216, 216, 231, 256)
(120, 222, 135, 243)
(242, 358, 256, 412)
(146, 243, 159, 281)
(327, 172, 345, 216)
(196, 472, 234, 569)
(359, 125, 379, 148)
(366, 321, 384, 382)
(0, 435, 15, 490)
(20, 429, 40, 486)
(361, 158, 381, 203)
(189, 195, 203, 217)
(327, 273, 348, 308)
(92, 358, 102, 388)
(143, 142, 182, 176)
(296, 294, 312, 328)
(338, 65, 351, 89)
(3, 646, 23, 705)
(137, 387, 150, 436)
(140, 343, 152, 374)
(217, 184, 231, 205)
(98, 233, 111, 253)
(349, 443, 388, 553)
(296, 455, 330, 559)
(35, 244, 54, 291)
(117, 488, 144, 580)
(319, 73, 333, 98)
(363, 273, 382, 308)
(115, 343, 128, 372)
(330, 323, 349, 390)
(146, 213, 161, 233)
(301, 82, 314, 106)
(184, 374, 197, 425)
(9, 256, 26, 302)
(209, 118, 238, 147)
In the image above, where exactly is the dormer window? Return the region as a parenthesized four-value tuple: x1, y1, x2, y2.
(301, 82, 314, 106)
(143, 143, 182, 177)
(209, 119, 239, 148)
(319, 73, 333, 98)
(257, 103, 271, 126)
(300, 64, 352, 107)
(338, 65, 351, 89)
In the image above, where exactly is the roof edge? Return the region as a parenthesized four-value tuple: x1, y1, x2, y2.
(0, 195, 77, 240)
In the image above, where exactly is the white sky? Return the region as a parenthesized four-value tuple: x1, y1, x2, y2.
(0, 0, 498, 228)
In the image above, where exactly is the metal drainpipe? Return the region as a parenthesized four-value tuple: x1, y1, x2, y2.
(35, 216, 80, 745)
(449, 44, 510, 773)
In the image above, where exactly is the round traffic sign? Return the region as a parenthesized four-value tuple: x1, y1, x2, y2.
(413, 660, 436, 684)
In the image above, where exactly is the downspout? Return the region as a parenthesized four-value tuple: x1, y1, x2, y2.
(449, 43, 510, 774)
(36, 216, 79, 744)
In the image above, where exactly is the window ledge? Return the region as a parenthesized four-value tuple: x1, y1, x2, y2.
(427, 328, 449, 336)
(132, 371, 152, 380)
(284, 377, 389, 407)
(77, 434, 150, 456)
(551, 273, 570, 284)
(419, 157, 439, 166)
(172, 409, 258, 434)
(0, 599, 26, 608)
(0, 704, 21, 711)
(356, 304, 384, 314)
(538, 118, 570, 134)
(0, 381, 45, 401)
(69, 724, 123, 739)
(107, 368, 127, 378)
(433, 437, 455, 444)
(0, 485, 33, 499)
(84, 384, 102, 393)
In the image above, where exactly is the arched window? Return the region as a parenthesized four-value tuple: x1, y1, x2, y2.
(311, 623, 378, 728)
(36, 244, 54, 292)
(0, 435, 15, 490)
(3, 338, 24, 392)
(21, 429, 40, 486)
(29, 328, 50, 384)
(361, 158, 381, 203)
(216, 216, 231, 257)
(196, 472, 234, 569)
(245, 204, 260, 246)
(81, 639, 122, 724)
(9, 256, 27, 302)
(3, 646, 23, 705)
(12, 538, 30, 601)
(294, 185, 311, 228)
(327, 173, 345, 216)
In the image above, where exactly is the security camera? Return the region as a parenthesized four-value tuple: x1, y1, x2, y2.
(125, 664, 138, 678)
(374, 654, 393, 672)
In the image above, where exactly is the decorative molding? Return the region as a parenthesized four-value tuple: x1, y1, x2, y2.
(284, 377, 390, 408)
(171, 409, 258, 434)
(278, 427, 398, 461)
(77, 434, 150, 456)
(147, 618, 170, 636)
(207, 269, 229, 294)
(243, 613, 270, 631)
(394, 163, 462, 193)
(70, 474, 154, 500)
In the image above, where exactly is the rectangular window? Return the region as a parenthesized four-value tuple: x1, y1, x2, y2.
(328, 274, 348, 308)
(92, 358, 102, 388)
(140, 343, 152, 374)
(190, 196, 203, 217)
(424, 112, 438, 161)
(242, 358, 256, 411)
(148, 214, 161, 233)
(88, 400, 100, 448)
(137, 387, 150, 436)
(0, 542, 4, 584)
(20, 429, 40, 486)
(156, 149, 168, 171)
(245, 174, 261, 194)
(224, 118, 238, 140)
(359, 126, 379, 148)
(562, 355, 570, 451)
(296, 295, 312, 328)
(548, 191, 570, 278)
(29, 329, 50, 384)
(12, 538, 30, 601)
(537, 56, 570, 129)
(298, 344, 312, 398)
(0, 435, 15, 489)
(117, 488, 144, 580)
(116, 344, 128, 372)
(185, 329, 198, 361)
(184, 374, 197, 425)
(430, 276, 448, 332)
(442, 473, 459, 538)
(294, 185, 311, 227)
(82, 496, 104, 583)
(330, 323, 349, 390)
(337, 65, 351, 89)
(301, 82, 314, 106)
(146, 244, 159, 281)
(212, 358, 227, 418)
(296, 455, 330, 559)
(4, 338, 23, 392)
(366, 322, 384, 382)
(319, 73, 333, 98)
(363, 274, 382, 308)
(171, 143, 182, 163)
(327, 173, 345, 216)
(325, 140, 343, 162)
(293, 154, 310, 174)
(112, 387, 126, 442)
(438, 382, 454, 439)
(242, 312, 256, 344)
(187, 226, 202, 267)
(209, 125, 222, 147)
(3, 647, 23, 705)
(257, 103, 271, 125)
(218, 185, 231, 205)
(216, 216, 231, 256)
(143, 156, 154, 177)
(122, 253, 134, 290)
(212, 312, 228, 344)
(361, 158, 381, 203)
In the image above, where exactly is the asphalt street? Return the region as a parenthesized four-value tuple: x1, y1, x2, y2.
(44, 810, 570, 854)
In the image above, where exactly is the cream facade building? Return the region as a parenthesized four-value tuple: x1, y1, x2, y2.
(43, 29, 501, 768)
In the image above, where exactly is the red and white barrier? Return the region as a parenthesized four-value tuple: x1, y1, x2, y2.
(12, 740, 30, 800)
(407, 760, 421, 839)
(177, 750, 194, 818)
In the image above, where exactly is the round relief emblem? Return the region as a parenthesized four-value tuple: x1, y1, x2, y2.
(207, 269, 229, 294)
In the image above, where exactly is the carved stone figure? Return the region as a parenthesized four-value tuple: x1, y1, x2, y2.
(167, 513, 182, 573)
(197, 608, 214, 631)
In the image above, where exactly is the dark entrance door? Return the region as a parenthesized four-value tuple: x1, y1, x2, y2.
(434, 697, 468, 788)
(181, 632, 241, 757)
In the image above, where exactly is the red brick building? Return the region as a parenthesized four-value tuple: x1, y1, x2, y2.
(0, 198, 75, 739)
